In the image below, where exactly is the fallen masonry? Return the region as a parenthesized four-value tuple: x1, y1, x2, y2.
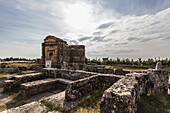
(1, 62, 169, 113)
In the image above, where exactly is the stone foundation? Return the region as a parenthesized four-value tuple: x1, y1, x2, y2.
(21, 78, 67, 97)
(2, 63, 169, 113)
(42, 68, 97, 80)
(100, 69, 169, 113)
(0, 68, 20, 74)
(83, 65, 114, 74)
(65, 74, 122, 101)
(3, 73, 44, 91)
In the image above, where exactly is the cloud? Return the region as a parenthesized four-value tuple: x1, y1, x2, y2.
(92, 31, 102, 35)
(127, 37, 140, 41)
(69, 40, 78, 45)
(115, 42, 128, 46)
(109, 30, 119, 34)
(163, 37, 170, 40)
(99, 0, 170, 16)
(78, 36, 92, 41)
(113, 49, 137, 54)
(84, 7, 170, 59)
(140, 38, 155, 42)
(87, 48, 137, 57)
(92, 36, 105, 42)
(97, 22, 114, 29)
(0, 1, 170, 59)
(150, 21, 160, 26)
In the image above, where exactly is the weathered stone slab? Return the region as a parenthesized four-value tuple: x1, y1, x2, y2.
(115, 68, 125, 75)
(1, 101, 48, 113)
(82, 65, 114, 74)
(10, 72, 44, 82)
(155, 62, 162, 70)
(0, 82, 3, 88)
(65, 74, 122, 101)
(56, 78, 73, 85)
(104, 68, 114, 74)
(0, 68, 19, 74)
(147, 69, 169, 93)
(42, 68, 97, 80)
(3, 80, 16, 91)
(21, 78, 73, 97)
(21, 78, 59, 97)
(100, 69, 169, 113)
(3, 73, 44, 91)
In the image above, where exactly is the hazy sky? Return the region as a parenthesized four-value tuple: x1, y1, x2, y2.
(0, 0, 170, 59)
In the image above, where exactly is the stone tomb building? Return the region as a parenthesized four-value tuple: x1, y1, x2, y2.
(42, 35, 85, 68)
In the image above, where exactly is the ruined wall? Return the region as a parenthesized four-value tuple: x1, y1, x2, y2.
(2, 62, 169, 113)
(147, 69, 169, 93)
(42, 67, 116, 81)
(41, 68, 121, 101)
(65, 74, 122, 101)
(42, 68, 97, 80)
(21, 78, 67, 97)
(3, 73, 44, 91)
(68, 45, 85, 63)
(0, 68, 20, 74)
(82, 65, 114, 74)
(100, 69, 169, 113)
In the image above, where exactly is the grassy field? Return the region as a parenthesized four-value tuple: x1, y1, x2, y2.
(105, 64, 170, 72)
(0, 62, 36, 81)
(138, 94, 170, 113)
(0, 62, 35, 68)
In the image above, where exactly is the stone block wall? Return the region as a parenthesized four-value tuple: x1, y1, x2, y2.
(3, 73, 44, 91)
(42, 68, 97, 80)
(21, 78, 67, 97)
(0, 68, 20, 73)
(147, 69, 169, 93)
(82, 65, 114, 74)
(100, 69, 169, 113)
(65, 74, 122, 101)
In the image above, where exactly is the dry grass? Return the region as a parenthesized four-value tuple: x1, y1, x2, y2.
(0, 90, 22, 112)
(0, 88, 3, 93)
(73, 104, 100, 113)
(138, 94, 170, 113)
(0, 74, 7, 79)
(9, 91, 21, 100)
(6, 62, 35, 68)
(0, 104, 6, 112)
(0, 70, 37, 81)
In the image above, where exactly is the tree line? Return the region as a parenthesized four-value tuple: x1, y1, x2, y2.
(87, 57, 170, 67)
(2, 57, 33, 61)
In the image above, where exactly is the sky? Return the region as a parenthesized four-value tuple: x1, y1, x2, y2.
(0, 0, 170, 60)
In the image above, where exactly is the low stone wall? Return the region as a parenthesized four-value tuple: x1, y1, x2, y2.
(100, 69, 169, 113)
(42, 68, 97, 80)
(0, 81, 3, 88)
(147, 69, 169, 93)
(3, 73, 44, 91)
(83, 65, 114, 74)
(0, 68, 20, 73)
(65, 74, 122, 101)
(21, 78, 66, 97)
